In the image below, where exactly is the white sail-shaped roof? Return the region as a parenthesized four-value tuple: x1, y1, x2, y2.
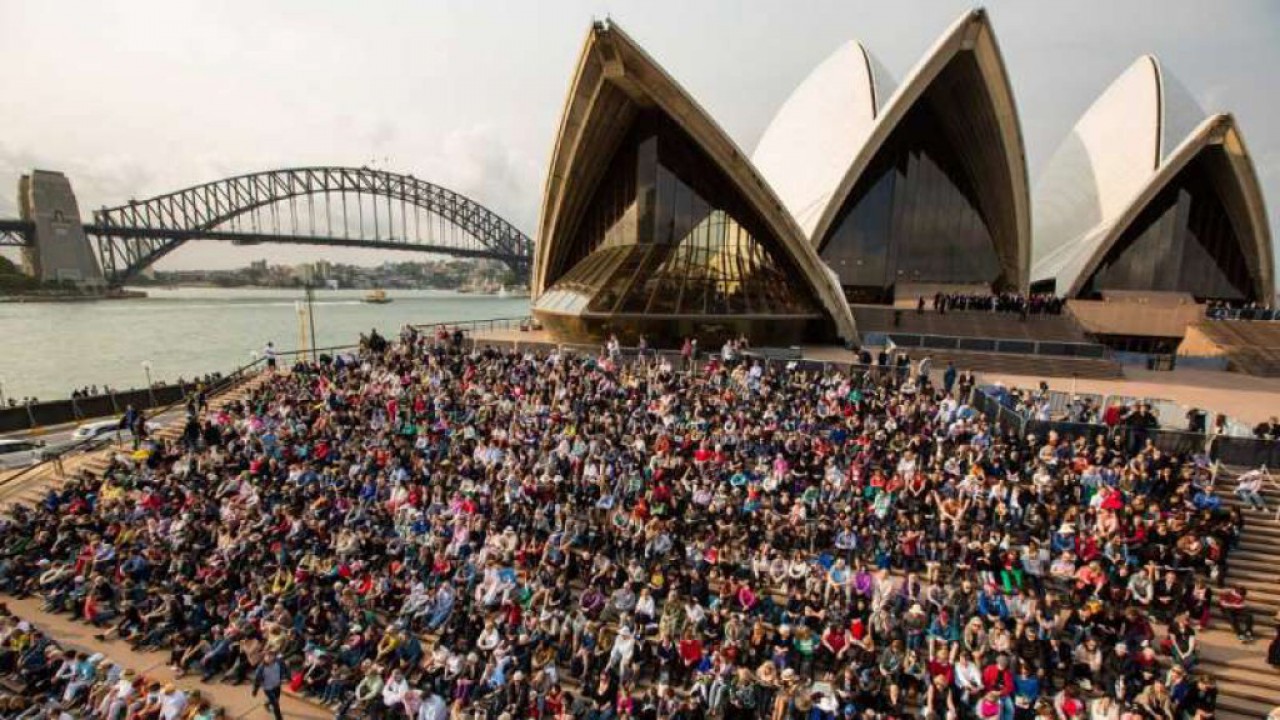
(1032, 56, 1208, 290)
(532, 20, 858, 341)
(808, 9, 1031, 289)
(752, 41, 895, 239)
(1048, 113, 1273, 300)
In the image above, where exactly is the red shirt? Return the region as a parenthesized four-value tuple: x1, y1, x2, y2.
(678, 638, 703, 665)
(928, 659, 954, 685)
(822, 629, 846, 653)
(982, 665, 1014, 696)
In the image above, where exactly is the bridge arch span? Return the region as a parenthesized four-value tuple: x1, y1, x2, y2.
(88, 166, 532, 286)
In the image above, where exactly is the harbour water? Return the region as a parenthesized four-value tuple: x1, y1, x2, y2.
(1, 287, 530, 402)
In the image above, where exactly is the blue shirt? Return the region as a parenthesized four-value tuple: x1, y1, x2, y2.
(1014, 674, 1040, 700)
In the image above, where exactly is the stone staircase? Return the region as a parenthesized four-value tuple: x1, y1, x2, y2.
(900, 347, 1124, 379)
(851, 306, 1097, 343)
(1193, 469, 1280, 720)
(0, 372, 268, 513)
(1192, 321, 1280, 377)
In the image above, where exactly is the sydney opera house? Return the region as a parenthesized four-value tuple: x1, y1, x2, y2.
(530, 10, 1272, 353)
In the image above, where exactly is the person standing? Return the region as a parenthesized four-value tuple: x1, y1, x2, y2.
(917, 355, 933, 386)
(263, 341, 278, 372)
(943, 362, 957, 396)
(253, 651, 288, 720)
(1234, 469, 1268, 511)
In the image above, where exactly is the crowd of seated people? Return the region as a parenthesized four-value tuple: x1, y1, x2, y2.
(924, 294, 1065, 317)
(0, 325, 1252, 720)
(0, 606, 225, 718)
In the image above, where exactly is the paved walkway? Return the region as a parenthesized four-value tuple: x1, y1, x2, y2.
(3, 595, 330, 719)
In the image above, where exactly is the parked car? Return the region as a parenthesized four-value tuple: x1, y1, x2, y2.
(39, 418, 163, 459)
(0, 438, 45, 469)
(70, 418, 130, 443)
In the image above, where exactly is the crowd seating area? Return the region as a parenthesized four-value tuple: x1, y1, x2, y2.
(0, 326, 1271, 720)
(0, 606, 227, 718)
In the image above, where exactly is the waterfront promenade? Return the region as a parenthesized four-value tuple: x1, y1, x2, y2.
(472, 327, 1280, 426)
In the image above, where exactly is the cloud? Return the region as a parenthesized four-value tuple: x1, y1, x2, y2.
(434, 125, 542, 231)
(0, 142, 157, 218)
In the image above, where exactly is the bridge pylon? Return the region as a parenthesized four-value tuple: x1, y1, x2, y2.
(19, 170, 105, 289)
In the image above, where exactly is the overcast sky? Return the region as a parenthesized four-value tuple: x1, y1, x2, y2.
(0, 0, 1276, 271)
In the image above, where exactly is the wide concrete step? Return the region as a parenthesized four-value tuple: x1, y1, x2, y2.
(902, 348, 1123, 380)
(1215, 692, 1276, 719)
(1231, 549, 1280, 565)
(851, 306, 1095, 344)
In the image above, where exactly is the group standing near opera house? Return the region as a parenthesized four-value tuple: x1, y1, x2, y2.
(2, 7, 1279, 720)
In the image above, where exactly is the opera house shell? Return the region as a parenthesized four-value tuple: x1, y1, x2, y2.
(755, 9, 1031, 303)
(1032, 56, 1273, 302)
(531, 20, 858, 346)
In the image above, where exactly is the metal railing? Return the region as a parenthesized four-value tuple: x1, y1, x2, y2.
(0, 354, 268, 491)
(1207, 307, 1280, 322)
(876, 332, 1110, 359)
(969, 384, 1280, 467)
(981, 384, 1260, 440)
(412, 315, 533, 337)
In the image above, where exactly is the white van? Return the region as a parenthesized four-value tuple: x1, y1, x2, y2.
(0, 439, 45, 469)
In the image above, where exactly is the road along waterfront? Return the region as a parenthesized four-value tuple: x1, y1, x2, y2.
(0, 286, 528, 402)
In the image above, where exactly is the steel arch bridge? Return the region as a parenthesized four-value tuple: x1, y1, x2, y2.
(82, 166, 532, 286)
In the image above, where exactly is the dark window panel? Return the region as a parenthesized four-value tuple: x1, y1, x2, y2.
(818, 52, 1005, 301)
(1086, 151, 1256, 302)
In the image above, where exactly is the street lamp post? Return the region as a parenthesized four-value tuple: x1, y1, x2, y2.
(305, 283, 318, 363)
(295, 301, 307, 359)
(141, 361, 156, 407)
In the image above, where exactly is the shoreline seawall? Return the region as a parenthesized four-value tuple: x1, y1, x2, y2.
(0, 289, 147, 303)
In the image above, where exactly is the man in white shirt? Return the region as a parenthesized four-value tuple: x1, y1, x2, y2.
(606, 625, 637, 673)
(382, 668, 410, 709)
(1235, 468, 1268, 510)
(420, 691, 449, 720)
(159, 683, 188, 720)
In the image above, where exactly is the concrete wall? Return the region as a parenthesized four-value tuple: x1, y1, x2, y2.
(19, 170, 104, 288)
(0, 383, 192, 433)
(1066, 296, 1205, 338)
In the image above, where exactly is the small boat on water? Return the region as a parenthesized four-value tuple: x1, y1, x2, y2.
(363, 289, 392, 304)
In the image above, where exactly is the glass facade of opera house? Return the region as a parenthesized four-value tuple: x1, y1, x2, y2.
(822, 95, 1002, 303)
(534, 111, 830, 346)
(816, 53, 1021, 304)
(1082, 152, 1257, 302)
